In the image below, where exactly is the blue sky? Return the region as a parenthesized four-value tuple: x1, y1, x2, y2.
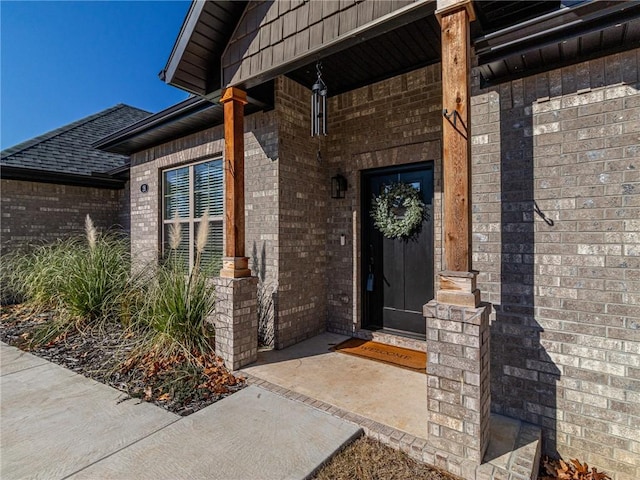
(1, 1, 192, 149)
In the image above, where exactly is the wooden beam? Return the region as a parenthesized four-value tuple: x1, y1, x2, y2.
(440, 4, 472, 274)
(220, 86, 251, 278)
(435, 1, 481, 307)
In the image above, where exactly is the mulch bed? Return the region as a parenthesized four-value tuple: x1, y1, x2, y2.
(0, 304, 245, 416)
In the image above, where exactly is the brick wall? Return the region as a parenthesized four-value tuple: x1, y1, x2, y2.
(213, 276, 259, 370)
(124, 48, 639, 478)
(0, 179, 127, 254)
(273, 77, 328, 349)
(118, 180, 131, 232)
(130, 129, 223, 266)
(471, 49, 640, 479)
(325, 63, 443, 336)
(128, 110, 279, 338)
(129, 111, 278, 270)
(245, 111, 279, 347)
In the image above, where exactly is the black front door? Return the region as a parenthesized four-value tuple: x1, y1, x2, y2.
(362, 163, 434, 338)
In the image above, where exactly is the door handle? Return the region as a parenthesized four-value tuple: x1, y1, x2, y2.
(367, 243, 375, 291)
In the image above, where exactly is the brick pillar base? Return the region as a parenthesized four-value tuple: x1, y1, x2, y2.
(423, 299, 491, 469)
(210, 276, 258, 371)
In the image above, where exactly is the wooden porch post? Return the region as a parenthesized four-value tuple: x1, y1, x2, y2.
(220, 86, 251, 278)
(436, 0, 479, 307)
(424, 6, 491, 469)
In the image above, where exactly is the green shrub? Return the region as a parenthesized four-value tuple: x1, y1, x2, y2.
(1, 248, 32, 305)
(2, 242, 70, 308)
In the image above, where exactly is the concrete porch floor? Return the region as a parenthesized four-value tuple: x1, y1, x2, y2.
(242, 332, 427, 438)
(241, 332, 542, 480)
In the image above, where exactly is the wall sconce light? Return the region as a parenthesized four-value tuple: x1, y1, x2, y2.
(311, 61, 327, 136)
(331, 174, 347, 199)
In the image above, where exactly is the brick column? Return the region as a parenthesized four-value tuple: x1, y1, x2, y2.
(423, 300, 491, 471)
(211, 276, 258, 370)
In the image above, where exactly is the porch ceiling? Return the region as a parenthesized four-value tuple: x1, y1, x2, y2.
(285, 15, 441, 98)
(287, 1, 640, 94)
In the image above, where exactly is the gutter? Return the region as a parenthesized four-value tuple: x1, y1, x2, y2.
(0, 165, 126, 189)
(93, 94, 220, 153)
(474, 0, 640, 63)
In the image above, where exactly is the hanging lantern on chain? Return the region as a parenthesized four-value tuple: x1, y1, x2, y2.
(311, 61, 328, 136)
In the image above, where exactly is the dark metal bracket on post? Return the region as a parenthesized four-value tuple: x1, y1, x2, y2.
(534, 200, 555, 226)
(443, 108, 467, 138)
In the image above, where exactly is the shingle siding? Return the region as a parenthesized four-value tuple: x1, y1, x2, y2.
(222, 0, 419, 87)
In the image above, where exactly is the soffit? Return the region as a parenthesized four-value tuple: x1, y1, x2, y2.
(474, 1, 640, 86)
(285, 14, 441, 97)
(163, 1, 249, 95)
(94, 83, 273, 156)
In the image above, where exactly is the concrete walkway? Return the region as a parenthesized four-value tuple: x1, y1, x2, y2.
(0, 342, 361, 480)
(241, 333, 542, 480)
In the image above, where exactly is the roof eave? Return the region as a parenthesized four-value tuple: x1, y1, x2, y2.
(162, 1, 208, 94)
(93, 94, 221, 154)
(0, 165, 127, 189)
(474, 0, 640, 83)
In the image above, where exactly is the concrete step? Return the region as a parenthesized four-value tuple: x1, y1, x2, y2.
(477, 414, 542, 480)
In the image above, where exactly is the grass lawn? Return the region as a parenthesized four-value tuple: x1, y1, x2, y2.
(314, 436, 460, 480)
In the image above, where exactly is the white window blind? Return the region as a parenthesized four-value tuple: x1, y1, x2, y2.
(162, 158, 223, 272)
(164, 167, 190, 219)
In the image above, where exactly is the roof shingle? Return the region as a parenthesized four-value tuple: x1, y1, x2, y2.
(1, 104, 151, 176)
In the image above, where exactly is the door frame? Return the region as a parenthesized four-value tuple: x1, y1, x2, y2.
(360, 161, 435, 338)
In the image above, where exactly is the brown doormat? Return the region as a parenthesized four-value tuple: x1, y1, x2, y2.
(332, 338, 427, 373)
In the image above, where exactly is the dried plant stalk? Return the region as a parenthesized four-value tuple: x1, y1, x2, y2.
(85, 214, 97, 251)
(168, 220, 182, 251)
(196, 209, 209, 254)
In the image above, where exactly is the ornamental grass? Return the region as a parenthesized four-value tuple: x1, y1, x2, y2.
(1, 213, 233, 412)
(2, 215, 130, 345)
(127, 210, 217, 364)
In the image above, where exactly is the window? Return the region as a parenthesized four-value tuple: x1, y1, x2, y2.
(162, 159, 223, 272)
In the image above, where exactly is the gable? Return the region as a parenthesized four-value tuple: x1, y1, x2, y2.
(221, 0, 428, 89)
